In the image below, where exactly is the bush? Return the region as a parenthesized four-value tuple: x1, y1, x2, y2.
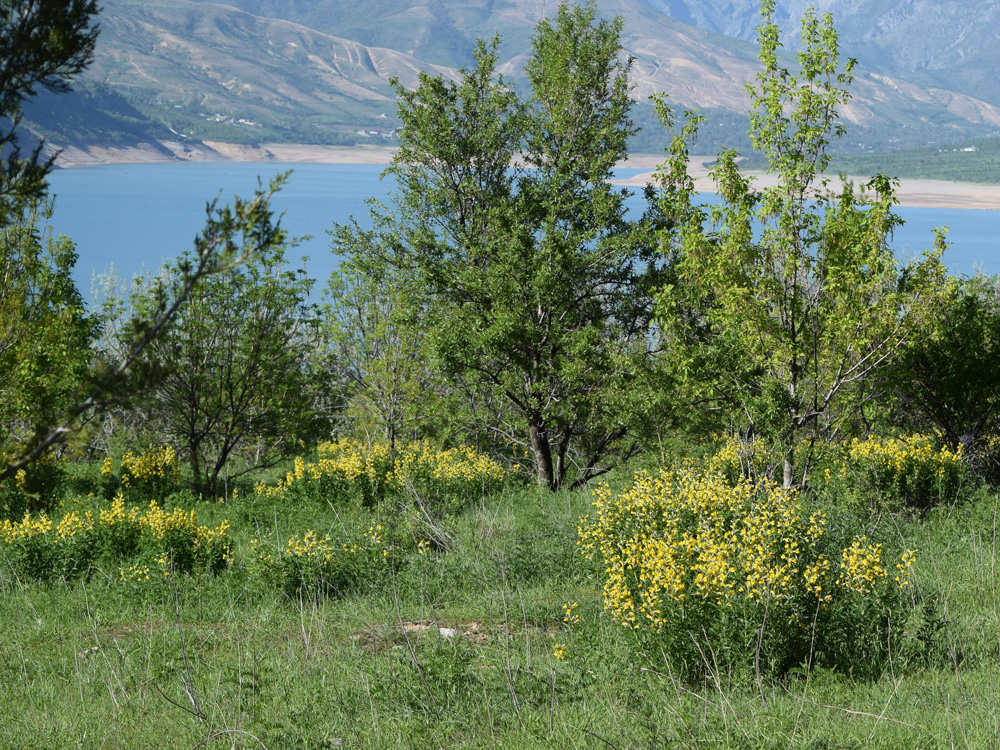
(0, 494, 231, 585)
(817, 435, 966, 512)
(0, 453, 66, 520)
(101, 445, 180, 502)
(255, 439, 508, 510)
(249, 523, 392, 599)
(578, 469, 923, 678)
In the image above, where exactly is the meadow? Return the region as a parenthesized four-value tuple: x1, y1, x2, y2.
(2, 438, 999, 749)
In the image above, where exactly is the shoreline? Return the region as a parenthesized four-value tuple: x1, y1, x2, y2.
(51, 141, 1000, 211)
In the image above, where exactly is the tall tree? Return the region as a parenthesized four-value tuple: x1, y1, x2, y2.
(0, 2, 314, 488)
(0, 1, 99, 481)
(656, 0, 947, 487)
(325, 230, 439, 453)
(339, 2, 667, 490)
(0, 206, 94, 475)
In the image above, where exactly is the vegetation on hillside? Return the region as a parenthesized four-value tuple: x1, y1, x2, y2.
(6, 2, 1000, 748)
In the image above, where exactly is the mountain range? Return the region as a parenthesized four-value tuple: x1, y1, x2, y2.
(25, 0, 1000, 156)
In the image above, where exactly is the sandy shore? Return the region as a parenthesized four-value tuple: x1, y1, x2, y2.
(52, 142, 1000, 211)
(613, 157, 1000, 210)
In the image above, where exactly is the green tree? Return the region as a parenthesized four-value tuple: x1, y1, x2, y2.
(0, 0, 100, 484)
(341, 2, 667, 489)
(0, 2, 315, 489)
(325, 231, 438, 453)
(656, 0, 947, 487)
(0, 204, 94, 479)
(892, 274, 1000, 461)
(0, 0, 100, 219)
(133, 184, 333, 497)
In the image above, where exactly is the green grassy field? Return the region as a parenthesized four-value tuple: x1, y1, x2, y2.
(3, 450, 1000, 749)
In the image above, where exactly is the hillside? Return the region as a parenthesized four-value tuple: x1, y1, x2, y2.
(26, 0, 1000, 156)
(641, 0, 1000, 110)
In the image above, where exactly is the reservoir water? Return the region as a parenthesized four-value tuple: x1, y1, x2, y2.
(46, 162, 1000, 299)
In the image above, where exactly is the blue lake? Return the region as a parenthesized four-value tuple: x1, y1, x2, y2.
(46, 162, 1000, 300)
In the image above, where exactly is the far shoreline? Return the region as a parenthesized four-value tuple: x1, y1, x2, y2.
(51, 141, 1000, 211)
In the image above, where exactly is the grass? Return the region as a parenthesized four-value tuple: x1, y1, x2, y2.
(3, 462, 1000, 748)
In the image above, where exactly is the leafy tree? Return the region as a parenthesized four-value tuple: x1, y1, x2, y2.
(0, 0, 100, 219)
(340, 2, 667, 490)
(325, 232, 438, 453)
(656, 0, 947, 487)
(133, 182, 333, 497)
(891, 274, 1000, 462)
(0, 204, 94, 479)
(0, 0, 100, 483)
(0, 2, 317, 490)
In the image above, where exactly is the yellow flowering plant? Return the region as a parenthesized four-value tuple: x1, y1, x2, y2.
(250, 522, 392, 599)
(0, 494, 231, 585)
(816, 435, 966, 513)
(255, 439, 507, 510)
(102, 446, 181, 502)
(579, 469, 925, 677)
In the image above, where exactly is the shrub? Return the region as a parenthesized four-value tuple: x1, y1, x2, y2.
(817, 435, 966, 512)
(255, 439, 507, 510)
(0, 494, 231, 584)
(101, 445, 180, 502)
(250, 523, 392, 599)
(578, 469, 922, 678)
(0, 453, 66, 520)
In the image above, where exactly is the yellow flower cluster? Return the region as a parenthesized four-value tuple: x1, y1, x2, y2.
(562, 601, 581, 626)
(255, 439, 506, 501)
(251, 522, 391, 597)
(256, 440, 375, 497)
(119, 564, 151, 583)
(1, 494, 232, 576)
(826, 434, 966, 509)
(579, 469, 917, 633)
(386, 440, 507, 485)
(837, 536, 888, 593)
(103, 446, 180, 496)
(0, 512, 53, 543)
(707, 433, 774, 482)
(845, 435, 961, 479)
(254, 523, 389, 567)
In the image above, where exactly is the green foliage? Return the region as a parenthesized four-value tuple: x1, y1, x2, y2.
(656, 2, 948, 486)
(340, 2, 669, 490)
(815, 435, 968, 513)
(255, 439, 510, 519)
(0, 452, 67, 520)
(891, 274, 1000, 476)
(579, 468, 927, 678)
(0, 204, 95, 481)
(324, 243, 440, 450)
(130, 177, 335, 497)
(0, 493, 231, 585)
(827, 137, 1000, 184)
(249, 523, 392, 599)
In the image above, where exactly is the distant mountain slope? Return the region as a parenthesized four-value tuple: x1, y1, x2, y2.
(79, 0, 460, 144)
(639, 0, 1000, 110)
(31, 0, 1000, 153)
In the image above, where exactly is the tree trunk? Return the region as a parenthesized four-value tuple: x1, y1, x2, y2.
(529, 420, 556, 491)
(782, 446, 795, 489)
